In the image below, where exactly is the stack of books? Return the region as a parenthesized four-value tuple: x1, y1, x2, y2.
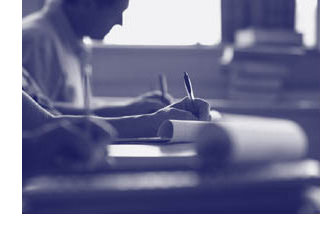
(235, 28, 303, 48)
(222, 46, 320, 102)
(228, 60, 289, 101)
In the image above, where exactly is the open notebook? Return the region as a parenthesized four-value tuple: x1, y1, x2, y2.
(114, 110, 222, 143)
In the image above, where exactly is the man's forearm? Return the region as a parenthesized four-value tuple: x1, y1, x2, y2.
(94, 105, 137, 117)
(54, 102, 135, 117)
(95, 113, 162, 138)
(22, 91, 54, 130)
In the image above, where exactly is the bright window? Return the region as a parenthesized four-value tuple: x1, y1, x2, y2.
(103, 0, 221, 46)
(295, 0, 318, 47)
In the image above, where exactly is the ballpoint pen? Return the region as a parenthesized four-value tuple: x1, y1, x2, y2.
(183, 72, 198, 117)
(183, 72, 194, 101)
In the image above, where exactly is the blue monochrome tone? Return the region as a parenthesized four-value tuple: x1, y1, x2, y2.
(22, 0, 320, 214)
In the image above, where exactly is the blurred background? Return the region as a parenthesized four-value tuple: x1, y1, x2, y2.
(22, 0, 320, 101)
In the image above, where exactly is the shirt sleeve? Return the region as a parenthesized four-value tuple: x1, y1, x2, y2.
(22, 28, 64, 101)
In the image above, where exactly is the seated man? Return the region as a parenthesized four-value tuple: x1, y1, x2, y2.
(22, 0, 212, 177)
(23, 68, 211, 137)
(23, 83, 210, 178)
(23, 0, 171, 115)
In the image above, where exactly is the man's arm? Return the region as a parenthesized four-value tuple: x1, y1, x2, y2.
(54, 101, 162, 117)
(98, 97, 211, 138)
(24, 88, 210, 138)
(53, 101, 139, 117)
(22, 91, 54, 131)
(54, 90, 173, 117)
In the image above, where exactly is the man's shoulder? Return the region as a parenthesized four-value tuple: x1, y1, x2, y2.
(23, 12, 55, 42)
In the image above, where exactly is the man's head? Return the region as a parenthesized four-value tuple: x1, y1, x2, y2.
(60, 0, 129, 39)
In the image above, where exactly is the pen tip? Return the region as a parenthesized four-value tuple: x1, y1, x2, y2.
(184, 72, 189, 78)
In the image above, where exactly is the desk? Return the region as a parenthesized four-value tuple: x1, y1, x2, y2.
(23, 98, 320, 213)
(23, 159, 320, 214)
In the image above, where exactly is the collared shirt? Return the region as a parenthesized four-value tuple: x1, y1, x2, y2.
(22, 0, 90, 107)
(22, 68, 60, 115)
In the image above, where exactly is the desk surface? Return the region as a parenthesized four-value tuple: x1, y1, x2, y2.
(23, 159, 320, 214)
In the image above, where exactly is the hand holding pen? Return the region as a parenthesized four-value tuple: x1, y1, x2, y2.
(154, 72, 211, 121)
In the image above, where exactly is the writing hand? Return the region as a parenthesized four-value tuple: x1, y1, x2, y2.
(169, 96, 211, 121)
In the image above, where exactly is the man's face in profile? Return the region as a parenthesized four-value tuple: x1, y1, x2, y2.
(87, 0, 129, 40)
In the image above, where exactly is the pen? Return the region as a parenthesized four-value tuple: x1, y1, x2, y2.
(159, 73, 168, 98)
(183, 72, 195, 101)
(183, 72, 197, 116)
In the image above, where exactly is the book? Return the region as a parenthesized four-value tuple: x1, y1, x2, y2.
(230, 76, 283, 91)
(235, 29, 303, 48)
(231, 61, 290, 77)
(228, 88, 280, 101)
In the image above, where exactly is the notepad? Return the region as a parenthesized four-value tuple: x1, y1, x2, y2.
(114, 110, 222, 143)
(113, 113, 308, 163)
